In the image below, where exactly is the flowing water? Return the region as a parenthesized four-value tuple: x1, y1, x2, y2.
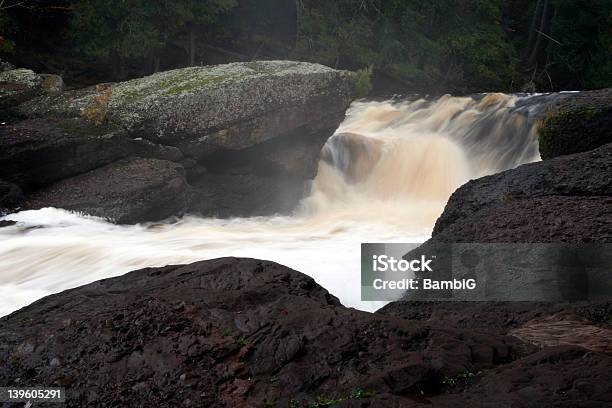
(0, 93, 559, 316)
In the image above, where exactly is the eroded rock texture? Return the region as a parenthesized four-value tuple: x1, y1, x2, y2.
(1, 258, 609, 407)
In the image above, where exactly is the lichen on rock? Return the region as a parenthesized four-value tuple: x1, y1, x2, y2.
(17, 61, 352, 157)
(0, 68, 44, 109)
(6, 61, 353, 220)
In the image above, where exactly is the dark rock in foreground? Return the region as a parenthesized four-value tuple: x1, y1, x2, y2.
(26, 158, 191, 224)
(1, 258, 610, 407)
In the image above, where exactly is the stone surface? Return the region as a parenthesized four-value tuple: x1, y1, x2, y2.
(40, 74, 65, 94)
(380, 301, 612, 336)
(0, 68, 43, 111)
(8, 61, 353, 219)
(539, 88, 612, 159)
(190, 128, 336, 216)
(0, 119, 134, 191)
(17, 61, 352, 159)
(433, 195, 611, 243)
(26, 158, 191, 224)
(433, 143, 612, 240)
(0, 179, 23, 214)
(1, 257, 608, 407)
(0, 58, 15, 72)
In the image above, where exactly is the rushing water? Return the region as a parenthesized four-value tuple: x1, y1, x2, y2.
(0, 93, 554, 316)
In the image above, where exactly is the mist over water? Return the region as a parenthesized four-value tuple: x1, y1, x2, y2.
(1, 93, 546, 316)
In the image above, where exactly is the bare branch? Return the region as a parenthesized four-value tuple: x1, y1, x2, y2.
(535, 29, 562, 46)
(0, 0, 29, 11)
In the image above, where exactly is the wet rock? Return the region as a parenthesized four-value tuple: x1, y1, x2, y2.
(433, 195, 611, 243)
(432, 143, 612, 240)
(26, 158, 191, 224)
(0, 118, 134, 190)
(0, 179, 24, 213)
(539, 88, 612, 159)
(0, 257, 564, 407)
(380, 301, 612, 334)
(429, 345, 611, 408)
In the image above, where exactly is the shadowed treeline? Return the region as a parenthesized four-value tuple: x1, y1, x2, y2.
(1, 0, 611, 92)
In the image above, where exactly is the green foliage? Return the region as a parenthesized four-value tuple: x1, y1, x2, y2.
(2, 0, 609, 92)
(442, 370, 477, 387)
(292, 0, 522, 93)
(547, 0, 612, 89)
(0, 1, 21, 54)
(538, 106, 610, 159)
(349, 65, 373, 98)
(67, 0, 237, 67)
(292, 0, 611, 92)
(288, 388, 374, 407)
(349, 388, 374, 399)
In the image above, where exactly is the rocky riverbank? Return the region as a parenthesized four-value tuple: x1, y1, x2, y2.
(1, 61, 353, 221)
(1, 258, 610, 407)
(1, 62, 610, 407)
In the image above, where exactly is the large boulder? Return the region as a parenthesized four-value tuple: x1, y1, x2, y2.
(0, 69, 63, 113)
(539, 88, 612, 159)
(432, 142, 612, 241)
(2, 257, 609, 407)
(13, 61, 353, 217)
(0, 118, 134, 191)
(26, 158, 191, 224)
(0, 69, 43, 111)
(17, 61, 351, 158)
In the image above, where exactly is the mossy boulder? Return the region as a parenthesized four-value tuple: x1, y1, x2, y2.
(538, 88, 612, 159)
(13, 61, 353, 218)
(0, 69, 43, 111)
(0, 69, 64, 113)
(17, 61, 353, 159)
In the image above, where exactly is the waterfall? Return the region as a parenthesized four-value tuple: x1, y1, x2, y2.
(0, 93, 552, 316)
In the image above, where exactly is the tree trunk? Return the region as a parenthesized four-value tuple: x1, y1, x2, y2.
(527, 0, 551, 67)
(189, 25, 196, 66)
(523, 0, 543, 61)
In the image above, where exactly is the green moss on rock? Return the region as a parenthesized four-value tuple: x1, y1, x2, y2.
(57, 118, 118, 136)
(538, 104, 612, 159)
(16, 61, 352, 157)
